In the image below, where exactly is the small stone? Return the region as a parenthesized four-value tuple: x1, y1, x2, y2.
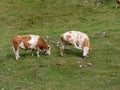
(102, 32, 106, 35)
(79, 65, 82, 68)
(112, 73, 116, 76)
(87, 62, 92, 67)
(12, 71, 15, 73)
(96, 32, 101, 35)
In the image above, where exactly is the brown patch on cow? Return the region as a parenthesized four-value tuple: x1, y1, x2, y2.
(22, 36, 31, 49)
(12, 36, 23, 51)
(82, 38, 91, 48)
(66, 35, 71, 41)
(61, 35, 72, 45)
(36, 37, 48, 50)
(12, 35, 32, 51)
(61, 35, 65, 42)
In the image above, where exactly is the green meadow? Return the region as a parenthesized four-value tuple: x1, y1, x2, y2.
(0, 0, 120, 90)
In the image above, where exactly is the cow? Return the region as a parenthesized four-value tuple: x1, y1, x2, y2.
(60, 31, 91, 58)
(12, 35, 51, 60)
(116, 0, 120, 8)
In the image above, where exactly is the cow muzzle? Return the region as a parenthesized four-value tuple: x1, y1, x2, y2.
(44, 49, 51, 55)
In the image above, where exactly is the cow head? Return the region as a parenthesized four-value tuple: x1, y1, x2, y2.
(44, 45, 51, 55)
(83, 46, 90, 58)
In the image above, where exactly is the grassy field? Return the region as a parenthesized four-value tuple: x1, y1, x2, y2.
(0, 0, 120, 90)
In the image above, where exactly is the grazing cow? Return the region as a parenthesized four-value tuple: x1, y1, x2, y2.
(12, 35, 51, 60)
(116, 0, 120, 8)
(60, 31, 91, 58)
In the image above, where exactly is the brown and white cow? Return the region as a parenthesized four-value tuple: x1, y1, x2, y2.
(116, 0, 120, 8)
(60, 31, 91, 58)
(12, 35, 51, 60)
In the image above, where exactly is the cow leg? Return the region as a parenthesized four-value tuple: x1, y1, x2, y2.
(32, 49, 35, 56)
(116, 4, 118, 8)
(15, 49, 20, 60)
(36, 49, 40, 57)
(116, 4, 119, 8)
(12, 45, 20, 60)
(60, 42, 65, 56)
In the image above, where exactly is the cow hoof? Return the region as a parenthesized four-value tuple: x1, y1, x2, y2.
(82, 56, 87, 59)
(60, 54, 63, 57)
(60, 55, 63, 57)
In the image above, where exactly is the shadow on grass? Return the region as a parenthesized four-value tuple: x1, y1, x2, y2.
(52, 46, 83, 58)
(63, 48, 83, 58)
(6, 51, 46, 60)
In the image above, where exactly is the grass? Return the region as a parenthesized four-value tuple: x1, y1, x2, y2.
(0, 0, 120, 90)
